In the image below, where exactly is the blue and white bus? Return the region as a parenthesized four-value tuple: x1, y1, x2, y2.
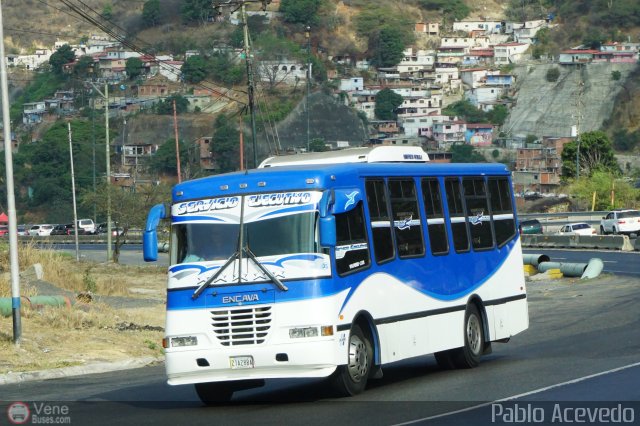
(143, 146, 528, 403)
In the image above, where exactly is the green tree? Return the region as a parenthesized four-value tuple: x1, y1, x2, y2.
(279, 0, 321, 25)
(561, 131, 621, 179)
(369, 26, 407, 68)
(49, 44, 75, 74)
(14, 120, 106, 221)
(148, 138, 188, 176)
(155, 94, 189, 115)
(9, 72, 63, 122)
(142, 0, 161, 27)
(182, 55, 208, 83)
(417, 0, 470, 20)
(81, 182, 171, 262)
(309, 138, 328, 152)
(486, 104, 509, 125)
(449, 144, 486, 163)
(210, 114, 241, 173)
(102, 4, 113, 20)
(442, 100, 486, 123)
(73, 55, 95, 78)
(612, 129, 640, 151)
(181, 0, 212, 24)
(546, 67, 560, 82)
(566, 171, 639, 211)
(125, 57, 143, 81)
(374, 88, 403, 120)
(209, 53, 245, 86)
(611, 70, 621, 81)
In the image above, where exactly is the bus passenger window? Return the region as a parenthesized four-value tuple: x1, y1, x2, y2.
(365, 179, 395, 263)
(389, 179, 424, 258)
(488, 177, 516, 247)
(463, 177, 494, 250)
(445, 178, 470, 252)
(421, 178, 449, 255)
(335, 202, 370, 275)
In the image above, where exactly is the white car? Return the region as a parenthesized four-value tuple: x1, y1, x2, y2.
(600, 209, 640, 235)
(557, 222, 596, 236)
(28, 224, 54, 236)
(77, 218, 96, 234)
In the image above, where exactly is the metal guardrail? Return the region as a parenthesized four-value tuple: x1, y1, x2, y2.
(518, 211, 609, 230)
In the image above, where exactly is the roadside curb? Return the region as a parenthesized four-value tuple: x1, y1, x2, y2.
(0, 356, 163, 386)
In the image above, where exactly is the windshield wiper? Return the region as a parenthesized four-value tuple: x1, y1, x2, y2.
(192, 250, 240, 300)
(244, 246, 288, 291)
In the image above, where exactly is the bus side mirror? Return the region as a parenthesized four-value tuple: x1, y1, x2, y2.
(143, 203, 167, 262)
(319, 216, 336, 248)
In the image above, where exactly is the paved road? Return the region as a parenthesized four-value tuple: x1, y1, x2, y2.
(2, 273, 639, 425)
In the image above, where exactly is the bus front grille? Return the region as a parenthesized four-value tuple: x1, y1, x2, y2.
(210, 306, 272, 346)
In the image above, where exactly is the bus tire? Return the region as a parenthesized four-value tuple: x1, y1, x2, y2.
(330, 324, 373, 396)
(451, 304, 484, 369)
(194, 382, 234, 405)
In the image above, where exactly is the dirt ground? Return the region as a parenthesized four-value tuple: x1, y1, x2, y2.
(0, 248, 167, 375)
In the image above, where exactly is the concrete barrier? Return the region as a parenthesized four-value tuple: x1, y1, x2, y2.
(635, 238, 640, 252)
(576, 235, 633, 251)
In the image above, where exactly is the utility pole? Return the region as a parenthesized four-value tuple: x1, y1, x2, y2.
(241, 3, 258, 168)
(306, 26, 311, 152)
(575, 68, 584, 181)
(173, 99, 182, 183)
(68, 123, 80, 262)
(105, 83, 112, 262)
(0, 0, 22, 344)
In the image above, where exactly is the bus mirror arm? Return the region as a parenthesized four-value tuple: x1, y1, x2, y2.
(319, 190, 335, 218)
(143, 203, 167, 262)
(244, 247, 288, 291)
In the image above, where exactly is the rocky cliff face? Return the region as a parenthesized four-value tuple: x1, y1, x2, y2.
(503, 62, 638, 138)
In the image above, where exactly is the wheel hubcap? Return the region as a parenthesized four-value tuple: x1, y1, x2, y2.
(347, 334, 368, 382)
(467, 314, 482, 355)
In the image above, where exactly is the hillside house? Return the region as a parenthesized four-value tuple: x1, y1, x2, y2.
(437, 46, 467, 64)
(494, 43, 529, 65)
(397, 48, 435, 73)
(194, 137, 217, 171)
(433, 121, 466, 148)
(460, 68, 489, 89)
(121, 143, 156, 168)
(257, 59, 308, 86)
(398, 115, 432, 137)
(23, 101, 46, 124)
(464, 86, 507, 111)
(465, 123, 494, 146)
(512, 20, 546, 44)
(11, 48, 53, 70)
(339, 77, 364, 92)
(593, 51, 638, 63)
(159, 61, 184, 82)
(558, 49, 599, 65)
(486, 74, 514, 87)
(138, 83, 169, 97)
(453, 20, 502, 35)
(370, 120, 400, 136)
(463, 48, 494, 65)
(414, 22, 439, 36)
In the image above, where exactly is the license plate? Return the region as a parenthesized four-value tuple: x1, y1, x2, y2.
(230, 356, 254, 369)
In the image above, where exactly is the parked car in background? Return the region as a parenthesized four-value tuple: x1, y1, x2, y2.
(17, 225, 29, 236)
(600, 209, 640, 235)
(557, 222, 597, 236)
(50, 224, 68, 235)
(97, 222, 123, 236)
(519, 219, 543, 235)
(0, 225, 9, 236)
(28, 224, 54, 236)
(77, 218, 96, 234)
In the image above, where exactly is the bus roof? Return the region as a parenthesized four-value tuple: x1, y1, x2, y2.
(173, 162, 511, 202)
(258, 146, 429, 168)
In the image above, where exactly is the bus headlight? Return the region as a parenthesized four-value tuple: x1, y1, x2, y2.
(289, 327, 318, 338)
(170, 336, 198, 347)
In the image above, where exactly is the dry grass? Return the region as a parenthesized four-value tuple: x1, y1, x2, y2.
(0, 243, 167, 374)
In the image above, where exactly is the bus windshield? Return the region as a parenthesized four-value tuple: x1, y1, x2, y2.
(174, 211, 319, 264)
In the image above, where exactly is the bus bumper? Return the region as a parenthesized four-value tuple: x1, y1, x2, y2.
(165, 339, 339, 386)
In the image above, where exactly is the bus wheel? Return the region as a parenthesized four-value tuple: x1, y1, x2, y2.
(452, 304, 484, 369)
(331, 324, 373, 396)
(194, 382, 234, 405)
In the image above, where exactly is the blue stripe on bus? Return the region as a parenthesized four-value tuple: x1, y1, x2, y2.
(166, 239, 516, 310)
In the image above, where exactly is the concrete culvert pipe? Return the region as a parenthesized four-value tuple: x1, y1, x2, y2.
(522, 253, 550, 267)
(581, 258, 604, 280)
(538, 262, 588, 277)
(0, 296, 73, 317)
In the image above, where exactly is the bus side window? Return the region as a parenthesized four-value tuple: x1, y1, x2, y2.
(335, 202, 370, 275)
(444, 178, 470, 253)
(389, 179, 424, 258)
(421, 178, 449, 255)
(463, 177, 494, 250)
(365, 179, 395, 263)
(488, 177, 516, 247)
